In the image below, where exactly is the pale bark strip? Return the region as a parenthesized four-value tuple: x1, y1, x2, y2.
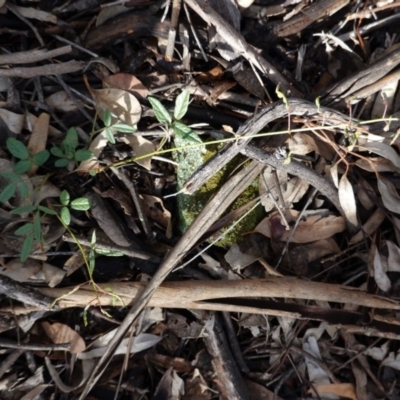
(0, 60, 84, 78)
(35, 278, 400, 312)
(0, 45, 72, 65)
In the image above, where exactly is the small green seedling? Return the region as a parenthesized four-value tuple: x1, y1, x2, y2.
(6, 137, 49, 174)
(59, 189, 91, 225)
(0, 138, 49, 203)
(9, 191, 90, 261)
(102, 109, 137, 144)
(148, 89, 202, 145)
(51, 127, 93, 168)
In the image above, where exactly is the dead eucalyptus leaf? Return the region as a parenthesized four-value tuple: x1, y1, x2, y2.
(356, 157, 399, 173)
(387, 240, 400, 272)
(103, 73, 148, 100)
(27, 112, 49, 176)
(42, 262, 66, 287)
(372, 245, 391, 292)
(356, 178, 375, 210)
(356, 141, 400, 169)
(350, 208, 386, 244)
(0, 258, 41, 282)
(377, 175, 400, 214)
(140, 194, 172, 238)
(121, 135, 155, 170)
(76, 130, 108, 173)
(259, 167, 309, 212)
(46, 91, 80, 113)
(307, 383, 357, 400)
(10, 5, 57, 23)
(287, 132, 319, 155)
(0, 109, 24, 134)
(96, 4, 130, 26)
(253, 210, 346, 243)
(89, 86, 141, 126)
(329, 163, 339, 188)
(41, 322, 86, 354)
(338, 174, 358, 226)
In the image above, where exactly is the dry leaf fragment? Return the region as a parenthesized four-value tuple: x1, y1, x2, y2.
(260, 167, 309, 212)
(303, 336, 331, 386)
(308, 383, 357, 400)
(76, 130, 108, 173)
(0, 108, 24, 134)
(387, 240, 400, 272)
(42, 262, 66, 287)
(377, 175, 400, 214)
(253, 210, 346, 243)
(46, 91, 80, 113)
(140, 194, 172, 237)
(103, 73, 148, 100)
(77, 332, 161, 359)
(356, 178, 375, 210)
(371, 245, 391, 292)
(9, 4, 57, 23)
(41, 322, 86, 354)
(287, 132, 319, 155)
(357, 141, 400, 170)
(356, 157, 399, 173)
(121, 135, 155, 170)
(88, 86, 141, 126)
(96, 4, 130, 26)
(224, 244, 259, 272)
(350, 208, 386, 244)
(382, 352, 400, 370)
(0, 258, 41, 282)
(27, 112, 49, 176)
(338, 174, 358, 226)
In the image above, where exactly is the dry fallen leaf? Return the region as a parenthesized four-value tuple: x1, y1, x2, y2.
(356, 178, 375, 210)
(10, 4, 57, 23)
(0, 258, 41, 282)
(0, 109, 24, 134)
(27, 112, 49, 176)
(338, 174, 358, 226)
(253, 210, 346, 243)
(382, 352, 400, 370)
(76, 130, 108, 173)
(356, 141, 400, 169)
(349, 208, 386, 244)
(303, 336, 330, 387)
(377, 175, 400, 214)
(140, 194, 172, 238)
(41, 322, 86, 354)
(121, 135, 155, 170)
(46, 91, 80, 113)
(308, 383, 358, 400)
(88, 86, 141, 126)
(387, 240, 400, 272)
(260, 167, 309, 212)
(103, 73, 148, 100)
(287, 132, 319, 155)
(96, 4, 130, 26)
(370, 243, 391, 292)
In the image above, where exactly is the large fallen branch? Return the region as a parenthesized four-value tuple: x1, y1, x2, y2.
(2, 278, 396, 340)
(33, 277, 400, 312)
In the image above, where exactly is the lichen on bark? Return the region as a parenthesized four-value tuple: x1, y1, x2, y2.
(173, 137, 263, 247)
